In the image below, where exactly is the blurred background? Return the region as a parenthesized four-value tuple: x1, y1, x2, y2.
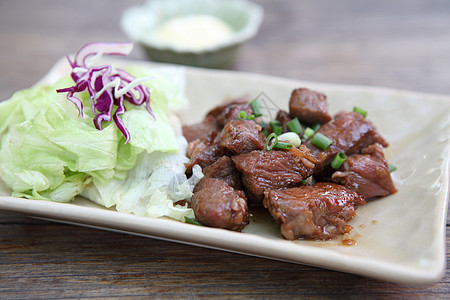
(1, 0, 449, 102)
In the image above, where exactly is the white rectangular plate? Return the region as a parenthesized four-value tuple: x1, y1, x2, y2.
(1, 58, 449, 284)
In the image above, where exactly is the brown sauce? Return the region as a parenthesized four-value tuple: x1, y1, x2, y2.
(342, 239, 357, 246)
(344, 225, 353, 234)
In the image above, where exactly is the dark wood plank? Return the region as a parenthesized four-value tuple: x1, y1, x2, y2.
(1, 0, 450, 101)
(240, 0, 450, 95)
(0, 212, 449, 298)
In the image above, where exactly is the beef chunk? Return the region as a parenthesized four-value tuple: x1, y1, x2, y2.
(185, 131, 227, 173)
(206, 97, 250, 118)
(305, 111, 389, 175)
(232, 145, 317, 203)
(206, 98, 253, 128)
(202, 156, 243, 190)
(192, 177, 249, 231)
(331, 143, 397, 199)
(219, 120, 266, 155)
(263, 182, 366, 240)
(216, 102, 254, 127)
(182, 115, 219, 143)
(183, 96, 253, 142)
(289, 88, 332, 125)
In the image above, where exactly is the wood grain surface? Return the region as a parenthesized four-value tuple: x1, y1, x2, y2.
(1, 0, 449, 298)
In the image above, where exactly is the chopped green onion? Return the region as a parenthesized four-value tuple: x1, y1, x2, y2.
(388, 163, 397, 173)
(301, 179, 309, 185)
(185, 217, 203, 226)
(273, 126, 283, 135)
(274, 141, 293, 149)
(270, 120, 283, 135)
(250, 98, 263, 117)
(238, 110, 256, 120)
(287, 117, 302, 134)
(261, 129, 269, 137)
(331, 152, 347, 169)
(260, 121, 268, 129)
(270, 120, 281, 127)
(266, 133, 278, 151)
(303, 127, 315, 140)
(353, 106, 367, 118)
(311, 133, 332, 150)
(311, 123, 321, 131)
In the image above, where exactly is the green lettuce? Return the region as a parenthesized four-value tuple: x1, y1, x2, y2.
(0, 65, 201, 221)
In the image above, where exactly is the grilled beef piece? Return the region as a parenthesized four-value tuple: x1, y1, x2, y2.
(232, 145, 317, 204)
(183, 96, 253, 143)
(219, 120, 266, 155)
(182, 115, 219, 143)
(206, 98, 253, 128)
(192, 177, 249, 231)
(206, 97, 250, 118)
(263, 182, 366, 240)
(202, 156, 243, 190)
(331, 143, 397, 199)
(185, 130, 228, 174)
(289, 88, 332, 125)
(305, 111, 389, 176)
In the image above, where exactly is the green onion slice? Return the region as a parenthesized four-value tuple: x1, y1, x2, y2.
(331, 152, 347, 169)
(250, 98, 263, 117)
(274, 141, 293, 149)
(270, 120, 281, 127)
(303, 127, 315, 140)
(311, 133, 332, 150)
(260, 121, 268, 129)
(266, 133, 278, 151)
(238, 111, 256, 120)
(287, 117, 302, 134)
(388, 163, 397, 173)
(185, 217, 203, 226)
(311, 123, 321, 131)
(269, 120, 283, 135)
(353, 106, 367, 118)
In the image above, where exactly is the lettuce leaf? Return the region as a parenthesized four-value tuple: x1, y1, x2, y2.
(0, 65, 198, 221)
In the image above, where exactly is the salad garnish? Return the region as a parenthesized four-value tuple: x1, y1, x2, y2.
(57, 42, 153, 143)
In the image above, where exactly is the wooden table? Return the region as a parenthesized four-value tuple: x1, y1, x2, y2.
(1, 0, 449, 298)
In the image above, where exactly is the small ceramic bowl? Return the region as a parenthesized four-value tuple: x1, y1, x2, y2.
(120, 0, 263, 68)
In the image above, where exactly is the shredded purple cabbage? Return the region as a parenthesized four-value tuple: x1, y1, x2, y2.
(56, 42, 153, 143)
